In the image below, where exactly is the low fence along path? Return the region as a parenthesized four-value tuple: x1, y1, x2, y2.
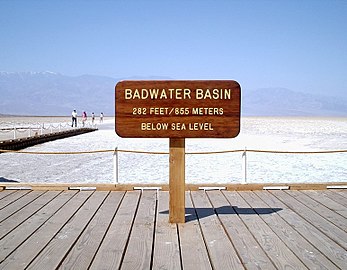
(0, 119, 97, 150)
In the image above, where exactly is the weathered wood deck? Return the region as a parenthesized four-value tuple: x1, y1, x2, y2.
(0, 189, 346, 269)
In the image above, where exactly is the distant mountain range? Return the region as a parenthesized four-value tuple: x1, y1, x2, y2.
(242, 88, 347, 116)
(0, 71, 116, 116)
(0, 72, 346, 116)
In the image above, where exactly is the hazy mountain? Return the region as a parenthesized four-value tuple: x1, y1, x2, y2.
(0, 71, 117, 116)
(0, 72, 346, 116)
(242, 88, 347, 116)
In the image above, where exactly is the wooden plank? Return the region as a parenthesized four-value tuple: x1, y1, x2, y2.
(1, 182, 347, 192)
(179, 191, 212, 270)
(120, 191, 157, 270)
(152, 191, 181, 270)
(59, 191, 125, 270)
(169, 138, 185, 223)
(207, 190, 276, 270)
(323, 190, 347, 208)
(302, 190, 347, 218)
(256, 190, 347, 269)
(0, 191, 43, 222)
(90, 191, 141, 270)
(240, 191, 339, 270)
(272, 190, 347, 250)
(0, 191, 92, 269)
(0, 191, 60, 239)
(0, 190, 16, 201)
(191, 191, 244, 269)
(334, 190, 347, 198)
(291, 190, 347, 231)
(0, 191, 77, 263)
(302, 190, 347, 219)
(0, 190, 31, 210)
(223, 191, 307, 269)
(27, 191, 109, 269)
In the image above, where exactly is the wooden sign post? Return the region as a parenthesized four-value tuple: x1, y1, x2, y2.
(169, 138, 185, 223)
(115, 80, 241, 223)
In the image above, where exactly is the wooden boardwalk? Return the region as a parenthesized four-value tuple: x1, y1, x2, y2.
(0, 128, 97, 151)
(0, 189, 346, 269)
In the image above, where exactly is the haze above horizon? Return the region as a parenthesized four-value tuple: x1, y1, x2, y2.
(1, 0, 346, 98)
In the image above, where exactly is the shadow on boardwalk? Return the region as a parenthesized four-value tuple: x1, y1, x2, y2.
(160, 205, 282, 222)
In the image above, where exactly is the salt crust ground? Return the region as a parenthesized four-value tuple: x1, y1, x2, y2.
(0, 117, 346, 184)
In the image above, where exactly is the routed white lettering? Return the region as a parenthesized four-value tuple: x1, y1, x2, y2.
(124, 88, 192, 100)
(141, 122, 169, 130)
(189, 123, 214, 130)
(125, 88, 231, 100)
(125, 89, 132, 99)
(196, 88, 232, 99)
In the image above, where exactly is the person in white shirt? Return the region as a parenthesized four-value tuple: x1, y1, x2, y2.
(100, 112, 104, 123)
(71, 110, 78, 127)
(91, 112, 95, 125)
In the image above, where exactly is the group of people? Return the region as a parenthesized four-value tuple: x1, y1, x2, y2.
(71, 110, 104, 127)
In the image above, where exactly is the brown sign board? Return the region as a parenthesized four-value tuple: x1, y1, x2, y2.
(115, 80, 241, 138)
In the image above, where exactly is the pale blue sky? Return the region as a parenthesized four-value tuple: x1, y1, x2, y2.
(1, 0, 346, 97)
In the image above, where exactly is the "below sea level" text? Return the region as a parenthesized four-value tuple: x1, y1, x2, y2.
(141, 122, 214, 131)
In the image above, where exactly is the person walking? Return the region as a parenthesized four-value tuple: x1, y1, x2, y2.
(91, 112, 95, 125)
(71, 109, 78, 127)
(82, 111, 87, 127)
(100, 112, 104, 123)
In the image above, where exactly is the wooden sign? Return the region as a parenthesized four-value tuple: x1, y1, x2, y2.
(115, 80, 241, 138)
